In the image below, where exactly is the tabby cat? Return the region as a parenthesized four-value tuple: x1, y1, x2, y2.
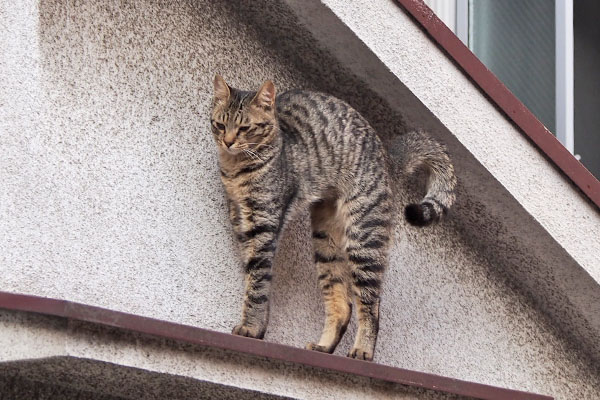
(210, 75, 456, 361)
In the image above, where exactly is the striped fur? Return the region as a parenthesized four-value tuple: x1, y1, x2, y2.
(398, 131, 457, 226)
(210, 75, 456, 361)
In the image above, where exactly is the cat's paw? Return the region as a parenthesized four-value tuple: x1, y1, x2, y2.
(232, 323, 265, 339)
(348, 347, 374, 361)
(306, 342, 333, 353)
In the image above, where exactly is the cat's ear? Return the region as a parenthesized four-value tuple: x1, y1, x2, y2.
(213, 74, 230, 104)
(251, 80, 276, 109)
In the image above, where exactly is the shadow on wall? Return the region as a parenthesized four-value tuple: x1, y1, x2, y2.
(223, 0, 600, 367)
(34, 0, 600, 387)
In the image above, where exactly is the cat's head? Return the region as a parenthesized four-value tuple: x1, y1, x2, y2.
(210, 74, 278, 157)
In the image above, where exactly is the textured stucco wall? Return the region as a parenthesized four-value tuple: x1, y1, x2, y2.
(1, 0, 599, 399)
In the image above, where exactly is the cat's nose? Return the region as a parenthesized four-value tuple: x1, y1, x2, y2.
(223, 134, 236, 148)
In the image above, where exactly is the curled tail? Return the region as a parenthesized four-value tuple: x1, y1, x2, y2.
(398, 131, 457, 227)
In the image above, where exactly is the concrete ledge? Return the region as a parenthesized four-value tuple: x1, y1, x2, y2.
(0, 293, 551, 400)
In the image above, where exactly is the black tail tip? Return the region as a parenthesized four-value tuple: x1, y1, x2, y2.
(404, 203, 436, 227)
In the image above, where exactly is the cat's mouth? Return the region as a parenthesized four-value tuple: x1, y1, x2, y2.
(221, 145, 242, 156)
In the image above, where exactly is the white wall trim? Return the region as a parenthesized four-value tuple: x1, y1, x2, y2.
(455, 0, 469, 45)
(424, 0, 456, 33)
(556, 0, 574, 153)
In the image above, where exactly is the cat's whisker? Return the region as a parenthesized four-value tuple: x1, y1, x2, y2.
(244, 142, 274, 150)
(238, 145, 265, 161)
(242, 149, 258, 160)
(255, 143, 275, 150)
(246, 149, 265, 161)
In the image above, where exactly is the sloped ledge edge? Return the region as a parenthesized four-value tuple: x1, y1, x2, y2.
(0, 291, 552, 400)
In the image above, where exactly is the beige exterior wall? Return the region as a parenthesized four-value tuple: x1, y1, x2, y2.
(1, 0, 599, 398)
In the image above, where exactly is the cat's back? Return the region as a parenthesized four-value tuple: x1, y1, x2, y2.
(276, 89, 352, 125)
(275, 89, 375, 147)
(274, 89, 386, 194)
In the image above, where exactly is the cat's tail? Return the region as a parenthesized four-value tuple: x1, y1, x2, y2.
(398, 130, 457, 227)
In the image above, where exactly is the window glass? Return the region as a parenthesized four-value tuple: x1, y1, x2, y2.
(574, 0, 600, 178)
(469, 0, 556, 134)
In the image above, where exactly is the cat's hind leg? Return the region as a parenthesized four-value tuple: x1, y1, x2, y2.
(306, 198, 352, 354)
(343, 187, 392, 361)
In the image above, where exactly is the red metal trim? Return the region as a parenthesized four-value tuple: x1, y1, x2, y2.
(394, 0, 600, 209)
(0, 291, 551, 400)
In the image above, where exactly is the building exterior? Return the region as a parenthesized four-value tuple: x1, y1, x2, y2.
(1, 0, 599, 398)
(425, 0, 600, 180)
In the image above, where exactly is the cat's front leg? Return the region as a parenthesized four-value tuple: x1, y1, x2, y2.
(232, 219, 279, 339)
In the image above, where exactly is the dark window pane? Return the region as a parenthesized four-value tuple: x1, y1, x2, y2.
(470, 0, 556, 134)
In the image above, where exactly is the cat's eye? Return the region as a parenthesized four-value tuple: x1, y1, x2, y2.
(238, 126, 250, 133)
(213, 122, 225, 131)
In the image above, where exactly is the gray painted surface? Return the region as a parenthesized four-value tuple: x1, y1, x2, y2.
(0, 358, 292, 400)
(0, 0, 599, 399)
(0, 374, 126, 400)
